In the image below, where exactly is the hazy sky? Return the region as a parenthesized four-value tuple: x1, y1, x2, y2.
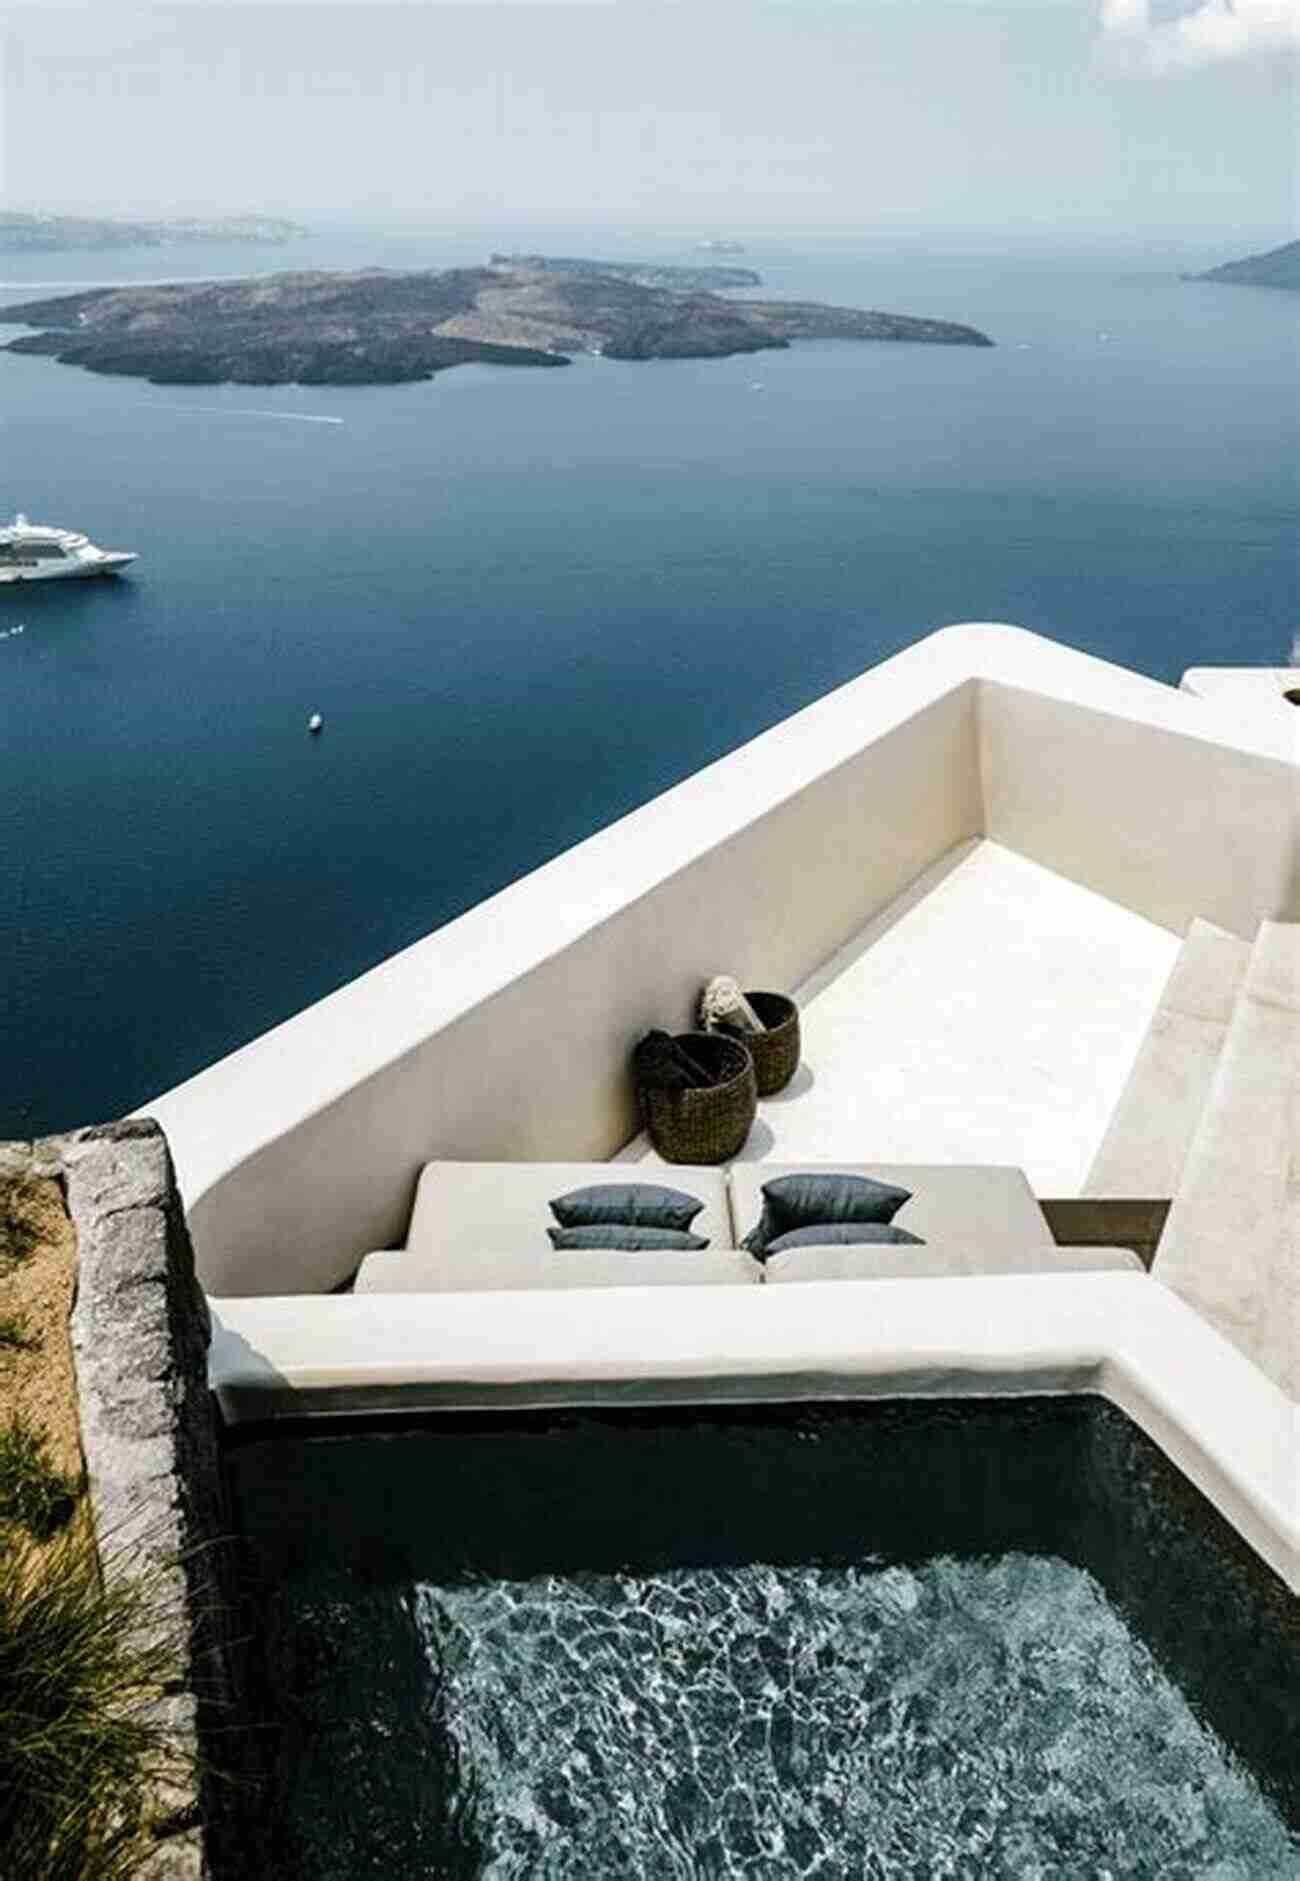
(2, 2, 1295, 244)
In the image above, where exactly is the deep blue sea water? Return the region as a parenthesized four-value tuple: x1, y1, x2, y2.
(1, 226, 1296, 1135)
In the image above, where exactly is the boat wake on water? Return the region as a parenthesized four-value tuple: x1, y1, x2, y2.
(167, 407, 345, 425)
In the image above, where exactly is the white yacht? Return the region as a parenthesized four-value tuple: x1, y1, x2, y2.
(0, 513, 138, 583)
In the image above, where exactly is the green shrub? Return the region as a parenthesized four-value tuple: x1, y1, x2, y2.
(0, 1414, 79, 1541)
(0, 1528, 189, 1881)
(0, 1185, 41, 1266)
(0, 1312, 39, 1354)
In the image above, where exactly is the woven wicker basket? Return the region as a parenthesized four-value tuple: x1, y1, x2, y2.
(637, 1032, 757, 1165)
(718, 991, 800, 1097)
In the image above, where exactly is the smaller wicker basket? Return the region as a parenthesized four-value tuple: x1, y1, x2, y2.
(637, 1033, 757, 1165)
(717, 991, 800, 1097)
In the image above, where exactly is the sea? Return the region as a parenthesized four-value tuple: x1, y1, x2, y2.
(1, 223, 1296, 1136)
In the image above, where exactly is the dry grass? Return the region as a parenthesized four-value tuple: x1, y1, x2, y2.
(0, 1527, 190, 1881)
(0, 1168, 189, 1879)
(0, 1177, 84, 1508)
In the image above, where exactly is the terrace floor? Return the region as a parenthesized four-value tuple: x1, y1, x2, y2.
(625, 839, 1181, 1196)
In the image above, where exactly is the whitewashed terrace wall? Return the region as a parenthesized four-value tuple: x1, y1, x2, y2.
(980, 680, 1299, 938)
(171, 680, 978, 1294)
(150, 626, 1296, 1298)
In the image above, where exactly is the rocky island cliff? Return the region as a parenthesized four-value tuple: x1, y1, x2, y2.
(488, 253, 763, 291)
(1186, 239, 1300, 293)
(0, 258, 993, 388)
(0, 211, 308, 253)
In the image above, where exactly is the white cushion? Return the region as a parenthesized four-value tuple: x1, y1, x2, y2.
(727, 1162, 1055, 1253)
(355, 1244, 759, 1294)
(764, 1242, 1146, 1284)
(413, 1160, 730, 1248)
(354, 1161, 738, 1293)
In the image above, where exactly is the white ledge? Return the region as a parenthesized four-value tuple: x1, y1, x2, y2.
(150, 622, 1294, 1223)
(1179, 666, 1300, 761)
(210, 1272, 1297, 1592)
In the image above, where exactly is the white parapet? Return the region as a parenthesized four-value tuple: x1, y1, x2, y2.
(1180, 666, 1300, 762)
(147, 624, 1298, 1300)
(208, 1273, 1298, 1593)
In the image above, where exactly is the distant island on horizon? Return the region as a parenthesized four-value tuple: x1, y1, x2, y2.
(489, 253, 762, 291)
(0, 211, 309, 254)
(0, 255, 993, 388)
(1185, 238, 1300, 293)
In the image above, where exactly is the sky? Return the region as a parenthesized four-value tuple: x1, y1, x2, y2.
(1, 1, 1295, 246)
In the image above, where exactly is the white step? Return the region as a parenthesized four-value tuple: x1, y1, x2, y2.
(1154, 921, 1299, 1400)
(1084, 918, 1251, 1198)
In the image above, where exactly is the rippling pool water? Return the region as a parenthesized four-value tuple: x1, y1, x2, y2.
(229, 1400, 1298, 1877)
(400, 1555, 1290, 1879)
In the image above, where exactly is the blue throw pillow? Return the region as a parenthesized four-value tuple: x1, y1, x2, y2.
(548, 1225, 710, 1251)
(742, 1172, 913, 1252)
(549, 1183, 705, 1231)
(763, 1223, 925, 1255)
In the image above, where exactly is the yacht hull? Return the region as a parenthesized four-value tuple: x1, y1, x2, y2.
(0, 554, 137, 584)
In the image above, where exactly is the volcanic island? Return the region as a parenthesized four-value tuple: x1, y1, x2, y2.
(1185, 239, 1300, 294)
(0, 255, 993, 388)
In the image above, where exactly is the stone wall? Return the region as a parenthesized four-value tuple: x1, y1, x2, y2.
(4, 1119, 249, 1880)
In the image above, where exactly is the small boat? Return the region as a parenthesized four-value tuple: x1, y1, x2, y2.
(0, 514, 138, 583)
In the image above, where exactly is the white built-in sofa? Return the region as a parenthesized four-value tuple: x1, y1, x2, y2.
(352, 1160, 1144, 1294)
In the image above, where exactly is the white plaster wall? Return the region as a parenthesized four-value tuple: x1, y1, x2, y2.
(1179, 668, 1300, 763)
(980, 680, 1299, 938)
(207, 1274, 1298, 1593)
(149, 625, 1298, 1299)
(163, 673, 980, 1295)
